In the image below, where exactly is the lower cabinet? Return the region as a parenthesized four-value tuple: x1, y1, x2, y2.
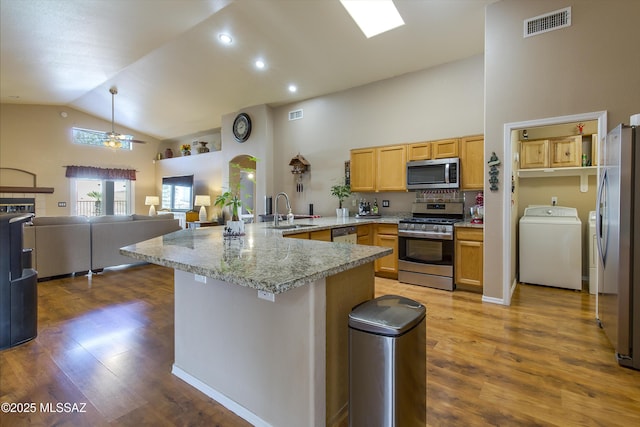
(285, 232, 309, 239)
(356, 225, 371, 245)
(454, 227, 483, 290)
(373, 224, 398, 279)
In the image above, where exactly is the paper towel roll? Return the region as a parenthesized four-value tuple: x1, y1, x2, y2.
(631, 113, 640, 126)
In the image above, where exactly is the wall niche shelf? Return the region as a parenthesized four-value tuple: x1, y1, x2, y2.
(517, 166, 598, 192)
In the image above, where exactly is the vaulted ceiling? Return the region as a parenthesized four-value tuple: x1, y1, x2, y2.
(1, 0, 496, 141)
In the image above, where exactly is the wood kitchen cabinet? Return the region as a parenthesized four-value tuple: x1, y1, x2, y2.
(549, 135, 581, 168)
(407, 142, 431, 161)
(350, 148, 376, 192)
(376, 145, 407, 191)
(285, 232, 309, 239)
(407, 138, 459, 161)
(455, 227, 483, 290)
(357, 224, 372, 245)
(310, 229, 332, 242)
(519, 139, 550, 169)
(460, 134, 484, 190)
(520, 135, 582, 169)
(431, 138, 459, 159)
(373, 224, 398, 279)
(350, 145, 406, 192)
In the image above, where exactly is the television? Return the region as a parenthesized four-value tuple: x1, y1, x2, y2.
(161, 175, 194, 212)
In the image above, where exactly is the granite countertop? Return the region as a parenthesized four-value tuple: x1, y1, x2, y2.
(454, 221, 485, 229)
(120, 217, 397, 295)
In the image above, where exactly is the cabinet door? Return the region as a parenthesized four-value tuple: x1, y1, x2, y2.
(460, 135, 484, 190)
(591, 134, 599, 166)
(374, 233, 398, 278)
(455, 239, 483, 288)
(376, 145, 407, 191)
(520, 140, 549, 169)
(310, 229, 332, 242)
(432, 138, 459, 159)
(357, 225, 371, 245)
(285, 232, 309, 239)
(350, 148, 376, 192)
(407, 142, 431, 161)
(550, 136, 581, 168)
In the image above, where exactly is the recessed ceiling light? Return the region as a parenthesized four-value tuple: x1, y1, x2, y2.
(288, 84, 297, 93)
(218, 33, 233, 44)
(255, 59, 266, 69)
(340, 0, 405, 38)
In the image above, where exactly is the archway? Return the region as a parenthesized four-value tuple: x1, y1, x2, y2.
(229, 155, 257, 222)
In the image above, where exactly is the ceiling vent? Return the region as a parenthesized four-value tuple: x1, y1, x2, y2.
(288, 109, 303, 121)
(524, 7, 571, 38)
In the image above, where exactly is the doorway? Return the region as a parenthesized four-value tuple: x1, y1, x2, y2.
(229, 155, 257, 223)
(501, 111, 607, 306)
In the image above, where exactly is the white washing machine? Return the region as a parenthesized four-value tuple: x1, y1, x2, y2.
(588, 211, 599, 294)
(519, 206, 582, 290)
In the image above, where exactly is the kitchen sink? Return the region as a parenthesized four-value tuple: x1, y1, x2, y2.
(266, 223, 315, 230)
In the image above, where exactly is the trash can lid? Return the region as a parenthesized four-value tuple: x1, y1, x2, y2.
(348, 295, 426, 336)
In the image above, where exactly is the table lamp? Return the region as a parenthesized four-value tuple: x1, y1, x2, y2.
(145, 196, 160, 216)
(194, 195, 211, 222)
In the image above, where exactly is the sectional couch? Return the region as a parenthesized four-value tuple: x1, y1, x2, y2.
(22, 214, 181, 279)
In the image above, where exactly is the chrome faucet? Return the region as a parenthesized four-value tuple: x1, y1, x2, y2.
(274, 192, 291, 227)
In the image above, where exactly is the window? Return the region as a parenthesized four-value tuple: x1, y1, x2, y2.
(72, 127, 132, 150)
(72, 179, 132, 217)
(162, 175, 194, 212)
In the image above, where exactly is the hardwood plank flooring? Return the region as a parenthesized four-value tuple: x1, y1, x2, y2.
(1, 264, 638, 426)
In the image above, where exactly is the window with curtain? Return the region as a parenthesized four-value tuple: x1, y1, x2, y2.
(66, 166, 136, 216)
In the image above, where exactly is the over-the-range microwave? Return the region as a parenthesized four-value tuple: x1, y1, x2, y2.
(406, 157, 460, 190)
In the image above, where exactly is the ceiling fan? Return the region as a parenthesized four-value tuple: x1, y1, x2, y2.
(89, 87, 147, 147)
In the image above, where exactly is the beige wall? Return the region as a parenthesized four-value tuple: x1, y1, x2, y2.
(272, 54, 485, 216)
(485, 0, 640, 301)
(0, 104, 161, 216)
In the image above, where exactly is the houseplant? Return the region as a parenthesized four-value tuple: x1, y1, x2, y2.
(330, 182, 351, 217)
(214, 160, 257, 236)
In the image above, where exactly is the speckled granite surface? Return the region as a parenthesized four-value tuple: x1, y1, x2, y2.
(120, 217, 395, 295)
(454, 221, 485, 229)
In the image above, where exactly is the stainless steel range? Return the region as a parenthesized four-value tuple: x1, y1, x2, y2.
(398, 201, 464, 291)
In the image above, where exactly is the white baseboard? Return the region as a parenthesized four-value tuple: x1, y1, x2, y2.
(172, 364, 271, 427)
(482, 294, 506, 305)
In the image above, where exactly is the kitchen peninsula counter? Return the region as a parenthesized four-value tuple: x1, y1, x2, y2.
(121, 220, 392, 427)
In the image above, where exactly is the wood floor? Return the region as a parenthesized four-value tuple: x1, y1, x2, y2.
(1, 264, 639, 426)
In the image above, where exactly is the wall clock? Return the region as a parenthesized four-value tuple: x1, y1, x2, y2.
(232, 113, 252, 143)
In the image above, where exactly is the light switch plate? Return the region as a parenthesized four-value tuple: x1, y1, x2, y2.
(382, 200, 390, 207)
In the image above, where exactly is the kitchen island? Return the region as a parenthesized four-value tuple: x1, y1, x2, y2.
(121, 220, 392, 427)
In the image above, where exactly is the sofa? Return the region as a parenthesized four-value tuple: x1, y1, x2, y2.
(23, 214, 181, 279)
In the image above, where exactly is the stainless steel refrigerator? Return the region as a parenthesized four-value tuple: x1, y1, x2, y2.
(596, 124, 639, 370)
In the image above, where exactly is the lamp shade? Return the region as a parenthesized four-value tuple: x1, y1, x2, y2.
(145, 196, 160, 206)
(194, 195, 211, 207)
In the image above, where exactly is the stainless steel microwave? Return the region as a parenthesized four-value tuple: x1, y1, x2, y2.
(406, 157, 460, 190)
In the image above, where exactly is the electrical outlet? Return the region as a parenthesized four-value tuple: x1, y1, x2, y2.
(382, 200, 390, 207)
(551, 196, 558, 206)
(258, 290, 275, 302)
(194, 274, 207, 283)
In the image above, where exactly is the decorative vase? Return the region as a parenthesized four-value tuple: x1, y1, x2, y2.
(164, 148, 174, 158)
(198, 141, 210, 154)
(182, 150, 191, 156)
(224, 220, 245, 237)
(336, 207, 349, 218)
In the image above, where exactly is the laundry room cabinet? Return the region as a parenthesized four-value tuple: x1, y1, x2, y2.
(520, 135, 582, 169)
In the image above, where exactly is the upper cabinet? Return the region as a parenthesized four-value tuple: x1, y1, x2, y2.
(460, 135, 485, 190)
(549, 136, 581, 168)
(520, 139, 550, 169)
(376, 145, 407, 191)
(407, 138, 459, 161)
(351, 145, 406, 192)
(431, 138, 459, 159)
(350, 148, 377, 192)
(520, 135, 585, 169)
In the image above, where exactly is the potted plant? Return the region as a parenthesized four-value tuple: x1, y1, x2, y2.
(214, 190, 245, 236)
(330, 182, 351, 217)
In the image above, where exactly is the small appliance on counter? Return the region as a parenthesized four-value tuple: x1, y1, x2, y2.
(470, 192, 484, 224)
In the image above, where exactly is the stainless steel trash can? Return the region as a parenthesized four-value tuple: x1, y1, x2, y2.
(349, 295, 426, 427)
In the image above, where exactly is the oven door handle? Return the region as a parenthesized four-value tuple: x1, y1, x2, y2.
(398, 230, 454, 240)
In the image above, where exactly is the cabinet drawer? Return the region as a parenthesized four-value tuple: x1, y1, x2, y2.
(455, 227, 483, 241)
(375, 224, 398, 235)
